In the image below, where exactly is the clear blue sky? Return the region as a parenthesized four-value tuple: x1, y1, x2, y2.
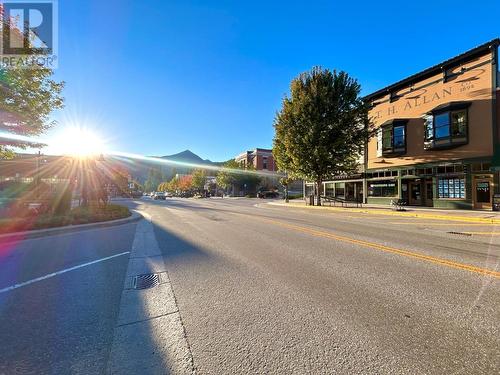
(46, 0, 500, 161)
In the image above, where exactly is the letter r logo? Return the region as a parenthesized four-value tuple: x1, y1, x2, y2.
(2, 1, 54, 55)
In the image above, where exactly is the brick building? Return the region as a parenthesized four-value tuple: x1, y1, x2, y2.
(235, 148, 277, 171)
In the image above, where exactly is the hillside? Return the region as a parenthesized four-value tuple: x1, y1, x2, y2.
(113, 149, 223, 183)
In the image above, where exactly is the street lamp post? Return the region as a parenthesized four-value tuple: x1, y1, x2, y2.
(284, 170, 289, 203)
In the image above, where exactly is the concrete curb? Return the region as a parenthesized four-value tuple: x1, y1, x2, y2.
(0, 211, 143, 241)
(266, 201, 500, 224)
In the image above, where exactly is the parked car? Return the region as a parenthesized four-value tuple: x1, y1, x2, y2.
(257, 191, 279, 199)
(153, 192, 166, 200)
(130, 191, 143, 198)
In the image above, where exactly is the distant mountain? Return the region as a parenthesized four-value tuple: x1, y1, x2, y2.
(159, 150, 216, 165)
(113, 149, 224, 183)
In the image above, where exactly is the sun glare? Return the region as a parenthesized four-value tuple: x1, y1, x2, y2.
(55, 127, 106, 158)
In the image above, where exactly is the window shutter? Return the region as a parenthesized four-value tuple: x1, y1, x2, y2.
(376, 128, 382, 157)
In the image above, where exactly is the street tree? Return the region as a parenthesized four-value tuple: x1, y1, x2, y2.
(238, 164, 261, 195)
(216, 160, 239, 193)
(166, 176, 180, 193)
(216, 159, 261, 196)
(0, 30, 64, 158)
(191, 168, 206, 193)
(273, 67, 373, 205)
(178, 175, 193, 192)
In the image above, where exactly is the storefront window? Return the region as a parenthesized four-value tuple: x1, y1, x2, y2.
(325, 183, 334, 197)
(305, 184, 314, 197)
(334, 182, 345, 197)
(368, 180, 397, 197)
(438, 177, 465, 199)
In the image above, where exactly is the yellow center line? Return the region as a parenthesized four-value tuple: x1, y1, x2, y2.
(389, 222, 500, 226)
(463, 232, 500, 236)
(252, 215, 500, 279)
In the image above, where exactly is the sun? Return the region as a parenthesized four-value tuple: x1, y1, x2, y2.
(55, 127, 106, 158)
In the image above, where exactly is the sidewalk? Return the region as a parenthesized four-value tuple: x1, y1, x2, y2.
(268, 200, 500, 223)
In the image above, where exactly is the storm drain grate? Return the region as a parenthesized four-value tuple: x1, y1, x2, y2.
(447, 231, 472, 237)
(133, 273, 160, 290)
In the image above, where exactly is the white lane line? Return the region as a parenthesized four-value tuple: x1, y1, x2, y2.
(0, 251, 130, 294)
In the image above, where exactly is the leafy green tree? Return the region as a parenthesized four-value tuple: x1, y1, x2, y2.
(273, 67, 372, 205)
(216, 160, 239, 192)
(191, 168, 206, 193)
(0, 48, 64, 158)
(167, 176, 180, 193)
(216, 160, 261, 195)
(238, 164, 261, 193)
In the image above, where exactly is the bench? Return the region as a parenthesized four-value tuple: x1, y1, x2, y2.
(321, 196, 363, 208)
(391, 199, 407, 211)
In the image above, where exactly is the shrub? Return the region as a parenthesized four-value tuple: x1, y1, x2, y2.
(71, 204, 131, 224)
(51, 184, 73, 215)
(0, 204, 131, 233)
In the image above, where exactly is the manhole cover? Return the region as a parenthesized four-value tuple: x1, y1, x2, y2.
(133, 273, 160, 289)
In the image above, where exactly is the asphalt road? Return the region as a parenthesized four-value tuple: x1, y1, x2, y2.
(1, 197, 499, 374)
(0, 222, 136, 374)
(136, 197, 500, 374)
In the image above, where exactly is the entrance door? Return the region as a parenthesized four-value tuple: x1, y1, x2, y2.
(409, 180, 422, 206)
(474, 178, 492, 209)
(424, 179, 433, 207)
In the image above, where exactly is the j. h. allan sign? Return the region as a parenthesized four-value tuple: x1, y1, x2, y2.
(371, 67, 489, 121)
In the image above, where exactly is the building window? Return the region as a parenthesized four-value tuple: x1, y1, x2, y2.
(376, 128, 382, 157)
(434, 112, 450, 138)
(368, 180, 397, 197)
(334, 182, 345, 197)
(325, 183, 334, 197)
(451, 110, 467, 136)
(381, 120, 407, 156)
(393, 125, 405, 148)
(305, 184, 314, 197)
(438, 177, 465, 199)
(424, 102, 470, 150)
(262, 157, 268, 170)
(432, 110, 467, 139)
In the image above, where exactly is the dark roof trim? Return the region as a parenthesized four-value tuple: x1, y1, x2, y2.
(365, 38, 500, 102)
(380, 119, 409, 127)
(427, 101, 472, 115)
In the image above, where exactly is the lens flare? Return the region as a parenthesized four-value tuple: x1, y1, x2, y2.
(52, 127, 106, 158)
